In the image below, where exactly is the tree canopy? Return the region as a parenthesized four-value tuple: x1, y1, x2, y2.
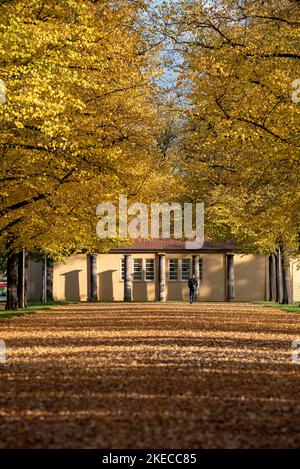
(170, 0, 300, 253)
(0, 0, 176, 257)
(0, 0, 299, 309)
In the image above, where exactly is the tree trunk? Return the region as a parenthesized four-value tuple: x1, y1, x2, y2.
(46, 258, 53, 302)
(24, 252, 28, 306)
(17, 250, 28, 308)
(281, 246, 293, 304)
(5, 252, 18, 310)
(268, 253, 277, 301)
(89, 253, 98, 302)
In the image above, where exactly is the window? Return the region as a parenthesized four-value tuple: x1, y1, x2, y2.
(199, 259, 203, 281)
(133, 258, 143, 281)
(169, 259, 179, 281)
(181, 258, 191, 281)
(120, 258, 125, 280)
(145, 259, 154, 281)
(121, 258, 134, 281)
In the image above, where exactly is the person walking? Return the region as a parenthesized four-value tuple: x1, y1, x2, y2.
(188, 273, 198, 304)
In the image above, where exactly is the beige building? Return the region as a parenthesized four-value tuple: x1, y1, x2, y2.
(30, 238, 299, 303)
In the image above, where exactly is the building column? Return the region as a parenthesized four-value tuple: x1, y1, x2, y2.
(158, 253, 166, 301)
(226, 253, 235, 302)
(124, 254, 132, 302)
(89, 253, 98, 302)
(268, 253, 277, 301)
(192, 254, 200, 299)
(281, 245, 293, 305)
(276, 247, 283, 303)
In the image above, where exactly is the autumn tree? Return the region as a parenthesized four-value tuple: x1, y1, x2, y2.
(164, 0, 300, 303)
(0, 0, 176, 308)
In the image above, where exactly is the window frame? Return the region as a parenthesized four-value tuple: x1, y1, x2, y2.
(169, 258, 179, 282)
(120, 257, 203, 283)
(181, 258, 191, 281)
(133, 258, 143, 282)
(145, 258, 155, 282)
(199, 258, 203, 281)
(120, 258, 125, 281)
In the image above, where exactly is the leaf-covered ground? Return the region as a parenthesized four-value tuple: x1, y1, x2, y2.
(0, 302, 300, 448)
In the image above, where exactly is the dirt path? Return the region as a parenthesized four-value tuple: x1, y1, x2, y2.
(0, 302, 300, 448)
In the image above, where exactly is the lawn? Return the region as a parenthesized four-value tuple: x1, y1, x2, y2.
(255, 301, 300, 314)
(0, 301, 77, 319)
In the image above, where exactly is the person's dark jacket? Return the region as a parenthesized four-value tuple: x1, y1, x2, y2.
(188, 277, 198, 291)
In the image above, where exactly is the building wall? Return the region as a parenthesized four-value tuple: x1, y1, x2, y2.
(164, 253, 191, 301)
(234, 254, 267, 301)
(53, 254, 88, 301)
(28, 260, 43, 301)
(292, 260, 300, 302)
(97, 252, 226, 301)
(163, 252, 226, 302)
(51, 251, 267, 302)
(199, 253, 226, 301)
(97, 253, 157, 302)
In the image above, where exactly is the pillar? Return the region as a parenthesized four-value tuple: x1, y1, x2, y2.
(268, 253, 277, 302)
(89, 253, 98, 302)
(192, 254, 200, 299)
(41, 253, 47, 303)
(226, 253, 235, 302)
(158, 253, 166, 301)
(281, 246, 293, 305)
(276, 247, 283, 303)
(124, 254, 132, 301)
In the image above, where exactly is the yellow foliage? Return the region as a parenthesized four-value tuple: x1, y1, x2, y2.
(0, 0, 175, 256)
(174, 0, 300, 252)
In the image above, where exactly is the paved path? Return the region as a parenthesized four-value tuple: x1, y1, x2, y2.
(0, 302, 300, 448)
